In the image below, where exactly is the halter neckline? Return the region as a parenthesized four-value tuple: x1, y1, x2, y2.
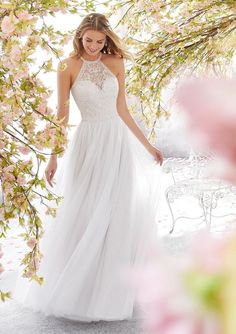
(80, 52, 102, 63)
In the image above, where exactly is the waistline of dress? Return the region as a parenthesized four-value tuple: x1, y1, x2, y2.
(81, 113, 120, 122)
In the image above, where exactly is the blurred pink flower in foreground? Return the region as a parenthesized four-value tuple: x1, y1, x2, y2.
(0, 243, 3, 259)
(175, 77, 236, 182)
(127, 244, 221, 334)
(190, 231, 227, 274)
(0, 263, 5, 274)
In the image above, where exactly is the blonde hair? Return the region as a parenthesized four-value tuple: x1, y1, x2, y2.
(70, 13, 133, 61)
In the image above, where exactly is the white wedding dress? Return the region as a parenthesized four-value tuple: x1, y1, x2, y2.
(13, 52, 161, 322)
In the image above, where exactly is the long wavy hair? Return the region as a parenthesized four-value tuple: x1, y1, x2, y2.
(69, 13, 133, 61)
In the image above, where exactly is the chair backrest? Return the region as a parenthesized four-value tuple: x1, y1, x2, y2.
(162, 152, 215, 184)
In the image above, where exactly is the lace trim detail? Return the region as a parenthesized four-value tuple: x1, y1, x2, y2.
(78, 61, 115, 90)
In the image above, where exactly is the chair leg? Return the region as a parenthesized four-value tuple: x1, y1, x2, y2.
(165, 191, 176, 234)
(199, 193, 208, 227)
(198, 192, 214, 229)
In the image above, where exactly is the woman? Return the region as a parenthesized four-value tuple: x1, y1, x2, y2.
(14, 12, 163, 322)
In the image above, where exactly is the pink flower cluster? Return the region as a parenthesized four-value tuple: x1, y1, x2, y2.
(0, 244, 4, 275)
(1, 10, 33, 38)
(175, 76, 236, 182)
(129, 233, 223, 334)
(1, 16, 17, 35)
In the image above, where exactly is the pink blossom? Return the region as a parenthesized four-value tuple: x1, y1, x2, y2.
(128, 260, 200, 333)
(1, 15, 15, 34)
(125, 245, 220, 334)
(17, 10, 33, 20)
(23, 270, 34, 278)
(26, 238, 37, 249)
(165, 25, 178, 35)
(0, 208, 4, 220)
(37, 102, 47, 114)
(0, 264, 5, 274)
(2, 113, 14, 125)
(0, 251, 3, 259)
(176, 77, 236, 167)
(18, 26, 33, 37)
(190, 230, 227, 274)
(4, 183, 14, 197)
(137, 1, 146, 10)
(49, 128, 56, 136)
(4, 165, 14, 173)
(25, 122, 36, 132)
(153, 2, 162, 11)
(60, 8, 68, 14)
(0, 126, 3, 139)
(10, 45, 22, 62)
(50, 7, 61, 12)
(18, 146, 31, 155)
(3, 172, 15, 182)
(14, 70, 29, 80)
(29, 35, 41, 44)
(17, 176, 27, 186)
(1, 58, 13, 68)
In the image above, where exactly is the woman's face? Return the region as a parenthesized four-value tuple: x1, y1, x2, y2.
(81, 29, 106, 56)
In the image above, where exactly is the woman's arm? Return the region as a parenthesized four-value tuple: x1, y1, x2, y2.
(52, 59, 71, 158)
(116, 58, 163, 165)
(56, 60, 71, 130)
(45, 59, 71, 186)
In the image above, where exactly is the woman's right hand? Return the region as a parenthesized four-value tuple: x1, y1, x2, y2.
(45, 157, 57, 187)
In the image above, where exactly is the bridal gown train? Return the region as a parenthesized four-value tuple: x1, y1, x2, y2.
(13, 52, 161, 322)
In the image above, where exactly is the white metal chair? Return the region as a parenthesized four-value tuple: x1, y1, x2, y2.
(163, 154, 236, 233)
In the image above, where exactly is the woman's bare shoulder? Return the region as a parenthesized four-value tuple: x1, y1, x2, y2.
(102, 54, 124, 75)
(102, 53, 123, 63)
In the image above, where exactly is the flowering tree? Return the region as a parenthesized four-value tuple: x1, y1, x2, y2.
(0, 0, 95, 301)
(106, 0, 236, 143)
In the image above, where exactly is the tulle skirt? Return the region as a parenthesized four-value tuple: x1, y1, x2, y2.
(13, 114, 162, 322)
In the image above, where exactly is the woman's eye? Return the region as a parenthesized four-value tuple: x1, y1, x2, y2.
(86, 40, 103, 44)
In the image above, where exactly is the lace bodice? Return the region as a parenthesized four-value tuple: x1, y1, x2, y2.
(71, 53, 119, 121)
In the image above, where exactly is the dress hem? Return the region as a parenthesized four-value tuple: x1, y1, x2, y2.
(14, 299, 141, 323)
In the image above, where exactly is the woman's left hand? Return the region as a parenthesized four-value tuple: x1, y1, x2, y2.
(147, 144, 164, 165)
